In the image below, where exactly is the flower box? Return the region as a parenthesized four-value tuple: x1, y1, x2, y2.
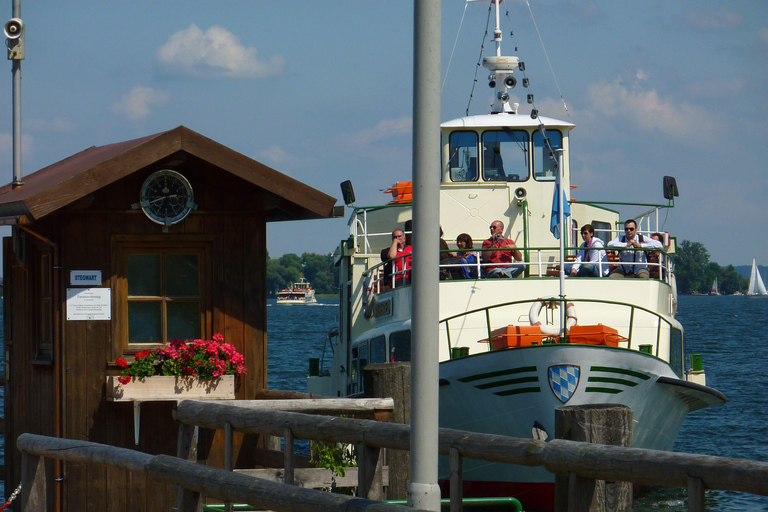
(106, 374, 236, 401)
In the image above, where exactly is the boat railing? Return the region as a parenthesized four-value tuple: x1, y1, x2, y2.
(17, 402, 768, 512)
(439, 296, 677, 359)
(363, 246, 671, 292)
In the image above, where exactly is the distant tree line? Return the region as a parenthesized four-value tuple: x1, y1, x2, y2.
(673, 240, 747, 295)
(267, 252, 339, 296)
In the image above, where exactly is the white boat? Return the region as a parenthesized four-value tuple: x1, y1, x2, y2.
(747, 259, 767, 296)
(308, 2, 725, 509)
(276, 277, 317, 305)
(709, 277, 720, 295)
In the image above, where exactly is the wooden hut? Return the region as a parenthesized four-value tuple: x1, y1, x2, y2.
(0, 126, 338, 511)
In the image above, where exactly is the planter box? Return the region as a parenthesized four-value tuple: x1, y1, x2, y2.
(106, 375, 236, 401)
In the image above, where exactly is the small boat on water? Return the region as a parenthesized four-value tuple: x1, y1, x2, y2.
(709, 277, 721, 295)
(747, 259, 767, 296)
(276, 277, 317, 305)
(308, 2, 725, 510)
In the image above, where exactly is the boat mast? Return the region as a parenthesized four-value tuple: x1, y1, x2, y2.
(482, 0, 520, 114)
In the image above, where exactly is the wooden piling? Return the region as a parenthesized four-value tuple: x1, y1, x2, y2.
(363, 362, 411, 500)
(554, 404, 633, 512)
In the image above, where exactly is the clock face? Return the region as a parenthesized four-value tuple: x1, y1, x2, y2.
(139, 170, 195, 226)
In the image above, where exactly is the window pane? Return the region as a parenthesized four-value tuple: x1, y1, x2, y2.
(533, 130, 562, 181)
(166, 254, 199, 297)
(389, 330, 411, 362)
(370, 335, 387, 364)
(448, 131, 479, 182)
(128, 255, 161, 296)
(482, 130, 529, 182)
(167, 301, 200, 341)
(128, 301, 162, 343)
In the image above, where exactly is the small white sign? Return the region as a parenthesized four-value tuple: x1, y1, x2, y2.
(70, 270, 102, 286)
(67, 288, 111, 321)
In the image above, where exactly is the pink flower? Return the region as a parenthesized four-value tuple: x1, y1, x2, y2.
(212, 333, 224, 342)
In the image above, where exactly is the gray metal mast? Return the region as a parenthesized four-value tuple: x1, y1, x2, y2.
(8, 0, 24, 187)
(407, 1, 441, 511)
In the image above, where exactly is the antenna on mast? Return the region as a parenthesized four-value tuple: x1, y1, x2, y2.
(482, 0, 519, 113)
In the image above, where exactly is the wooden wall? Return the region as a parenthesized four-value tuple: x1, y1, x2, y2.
(5, 156, 272, 511)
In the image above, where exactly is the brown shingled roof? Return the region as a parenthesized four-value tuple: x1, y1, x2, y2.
(0, 125, 337, 222)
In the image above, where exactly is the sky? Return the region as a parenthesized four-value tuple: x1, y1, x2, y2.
(0, 0, 766, 266)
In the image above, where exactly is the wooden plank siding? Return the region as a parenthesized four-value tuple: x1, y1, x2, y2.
(2, 131, 333, 512)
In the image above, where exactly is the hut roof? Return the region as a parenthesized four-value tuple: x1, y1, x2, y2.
(0, 125, 337, 222)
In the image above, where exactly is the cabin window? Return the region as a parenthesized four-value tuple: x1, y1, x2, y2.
(670, 329, 683, 378)
(533, 130, 563, 181)
(481, 130, 529, 182)
(29, 240, 54, 362)
(370, 335, 387, 364)
(114, 238, 211, 353)
(389, 330, 411, 362)
(448, 131, 478, 182)
(591, 221, 611, 245)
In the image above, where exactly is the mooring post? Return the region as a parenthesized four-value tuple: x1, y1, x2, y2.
(554, 404, 633, 512)
(364, 362, 411, 500)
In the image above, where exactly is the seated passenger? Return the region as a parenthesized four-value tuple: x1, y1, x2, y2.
(386, 228, 412, 286)
(607, 219, 663, 279)
(456, 233, 480, 279)
(482, 220, 524, 278)
(569, 224, 608, 277)
(649, 232, 666, 279)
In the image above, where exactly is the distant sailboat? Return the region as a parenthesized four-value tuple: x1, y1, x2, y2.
(747, 259, 768, 296)
(709, 277, 720, 295)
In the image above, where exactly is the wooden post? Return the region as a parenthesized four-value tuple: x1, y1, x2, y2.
(687, 476, 706, 512)
(283, 427, 295, 485)
(363, 362, 411, 500)
(554, 404, 632, 512)
(358, 443, 384, 500)
(449, 447, 463, 512)
(20, 451, 48, 512)
(176, 423, 202, 512)
(225, 422, 234, 512)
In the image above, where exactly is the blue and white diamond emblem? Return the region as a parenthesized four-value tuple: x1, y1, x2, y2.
(548, 365, 580, 403)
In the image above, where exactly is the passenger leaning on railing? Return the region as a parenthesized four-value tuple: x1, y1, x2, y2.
(607, 219, 663, 279)
(384, 228, 412, 286)
(649, 232, 666, 279)
(482, 220, 524, 278)
(569, 223, 608, 277)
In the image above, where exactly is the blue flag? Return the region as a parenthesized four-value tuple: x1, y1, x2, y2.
(550, 187, 571, 239)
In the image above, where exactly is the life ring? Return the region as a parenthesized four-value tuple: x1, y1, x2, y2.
(529, 300, 577, 335)
(362, 276, 376, 319)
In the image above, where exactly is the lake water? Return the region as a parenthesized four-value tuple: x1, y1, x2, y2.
(1, 296, 766, 510)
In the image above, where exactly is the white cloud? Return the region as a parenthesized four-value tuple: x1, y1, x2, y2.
(342, 118, 412, 147)
(0, 132, 34, 157)
(157, 24, 285, 79)
(585, 72, 715, 142)
(111, 85, 170, 121)
(25, 117, 75, 133)
(685, 7, 742, 31)
(256, 145, 313, 170)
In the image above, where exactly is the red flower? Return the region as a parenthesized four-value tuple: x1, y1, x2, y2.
(116, 358, 128, 368)
(135, 350, 152, 361)
(117, 375, 131, 385)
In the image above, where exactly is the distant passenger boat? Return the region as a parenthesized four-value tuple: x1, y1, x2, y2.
(747, 259, 767, 296)
(276, 277, 317, 305)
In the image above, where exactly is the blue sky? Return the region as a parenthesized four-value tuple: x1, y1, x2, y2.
(1, 1, 766, 265)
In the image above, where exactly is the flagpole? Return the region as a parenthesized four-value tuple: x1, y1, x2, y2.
(557, 149, 566, 336)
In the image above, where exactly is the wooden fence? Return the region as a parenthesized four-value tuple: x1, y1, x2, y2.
(16, 398, 768, 512)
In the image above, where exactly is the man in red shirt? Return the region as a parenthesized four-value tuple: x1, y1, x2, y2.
(482, 220, 524, 278)
(386, 228, 412, 285)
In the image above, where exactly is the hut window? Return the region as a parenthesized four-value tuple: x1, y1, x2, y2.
(31, 245, 54, 362)
(115, 239, 211, 352)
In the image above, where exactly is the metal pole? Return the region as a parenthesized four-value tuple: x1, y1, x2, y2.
(408, 1, 441, 511)
(11, 0, 23, 187)
(557, 150, 566, 335)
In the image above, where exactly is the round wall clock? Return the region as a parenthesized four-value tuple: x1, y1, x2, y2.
(139, 170, 195, 226)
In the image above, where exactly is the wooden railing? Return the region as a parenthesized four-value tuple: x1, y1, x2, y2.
(16, 399, 768, 512)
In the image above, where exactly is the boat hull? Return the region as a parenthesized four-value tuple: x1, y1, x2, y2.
(437, 345, 723, 510)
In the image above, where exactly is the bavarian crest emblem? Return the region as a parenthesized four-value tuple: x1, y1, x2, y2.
(548, 365, 580, 403)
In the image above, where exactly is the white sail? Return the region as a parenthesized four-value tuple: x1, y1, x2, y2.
(747, 259, 768, 296)
(710, 277, 720, 295)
